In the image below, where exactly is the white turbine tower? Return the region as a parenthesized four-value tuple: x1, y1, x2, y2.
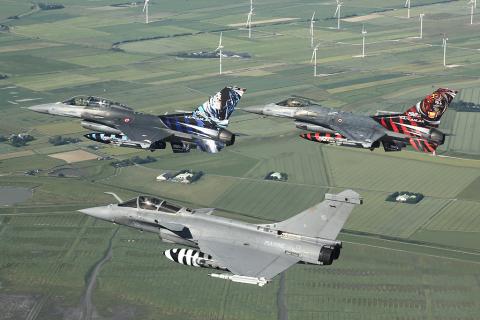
(246, 0, 254, 39)
(405, 0, 411, 19)
(334, 1, 343, 30)
(310, 44, 319, 77)
(310, 11, 316, 47)
(216, 32, 224, 75)
(361, 25, 367, 58)
(469, 0, 475, 25)
(419, 13, 425, 38)
(442, 34, 448, 67)
(143, 0, 150, 24)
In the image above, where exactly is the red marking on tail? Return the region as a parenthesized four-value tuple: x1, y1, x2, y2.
(409, 138, 420, 151)
(389, 118, 399, 133)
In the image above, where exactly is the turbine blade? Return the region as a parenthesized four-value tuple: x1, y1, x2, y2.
(311, 11, 316, 21)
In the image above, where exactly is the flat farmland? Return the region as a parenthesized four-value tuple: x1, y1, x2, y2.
(0, 0, 480, 319)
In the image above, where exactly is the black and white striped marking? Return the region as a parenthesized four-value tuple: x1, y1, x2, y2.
(163, 248, 211, 268)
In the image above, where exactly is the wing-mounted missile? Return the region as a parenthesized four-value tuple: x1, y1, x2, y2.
(300, 132, 370, 149)
(163, 248, 227, 271)
(84, 133, 166, 150)
(300, 132, 346, 145)
(209, 273, 268, 287)
(81, 121, 122, 135)
(294, 121, 335, 134)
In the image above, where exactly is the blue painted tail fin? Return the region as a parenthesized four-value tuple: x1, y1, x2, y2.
(193, 86, 246, 127)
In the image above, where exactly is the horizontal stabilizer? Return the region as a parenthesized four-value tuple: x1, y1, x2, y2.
(325, 193, 363, 204)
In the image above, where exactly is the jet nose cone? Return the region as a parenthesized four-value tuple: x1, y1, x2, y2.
(28, 104, 52, 114)
(242, 105, 265, 115)
(78, 206, 113, 221)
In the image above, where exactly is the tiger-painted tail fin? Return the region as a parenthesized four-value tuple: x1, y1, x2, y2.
(401, 88, 457, 127)
(374, 88, 457, 129)
(193, 86, 246, 127)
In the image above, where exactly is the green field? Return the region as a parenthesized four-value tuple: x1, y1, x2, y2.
(1, 0, 480, 319)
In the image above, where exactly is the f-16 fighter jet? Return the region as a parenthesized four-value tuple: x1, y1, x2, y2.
(244, 88, 457, 153)
(79, 190, 362, 286)
(28, 86, 245, 153)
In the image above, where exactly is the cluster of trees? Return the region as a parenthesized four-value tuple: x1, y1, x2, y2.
(264, 171, 288, 182)
(38, 3, 65, 10)
(176, 51, 251, 59)
(0, 74, 8, 80)
(111, 156, 157, 168)
(451, 101, 480, 112)
(177, 170, 203, 183)
(48, 135, 81, 146)
(385, 192, 424, 204)
(5, 134, 35, 147)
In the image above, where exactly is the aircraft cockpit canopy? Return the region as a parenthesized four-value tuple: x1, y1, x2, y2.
(118, 196, 184, 213)
(63, 96, 132, 110)
(277, 97, 313, 108)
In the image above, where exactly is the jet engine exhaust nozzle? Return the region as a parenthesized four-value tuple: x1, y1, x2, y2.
(218, 129, 235, 146)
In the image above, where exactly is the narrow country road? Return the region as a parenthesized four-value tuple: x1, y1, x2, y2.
(79, 227, 119, 320)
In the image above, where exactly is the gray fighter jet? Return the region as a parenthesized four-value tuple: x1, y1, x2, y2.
(28, 86, 245, 153)
(79, 190, 362, 286)
(243, 88, 457, 153)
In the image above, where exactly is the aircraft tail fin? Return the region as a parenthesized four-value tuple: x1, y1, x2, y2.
(401, 88, 457, 127)
(193, 86, 246, 127)
(268, 190, 362, 239)
(375, 88, 457, 129)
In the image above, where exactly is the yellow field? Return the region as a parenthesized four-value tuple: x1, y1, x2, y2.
(48, 149, 98, 163)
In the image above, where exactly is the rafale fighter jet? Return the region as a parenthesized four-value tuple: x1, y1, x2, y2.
(79, 190, 362, 286)
(244, 88, 457, 153)
(28, 86, 245, 153)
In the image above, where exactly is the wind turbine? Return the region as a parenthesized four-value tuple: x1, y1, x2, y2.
(419, 13, 425, 38)
(310, 11, 316, 47)
(246, 0, 254, 39)
(442, 34, 448, 67)
(469, 0, 475, 25)
(405, 0, 411, 19)
(216, 32, 224, 75)
(361, 25, 367, 58)
(334, 1, 343, 30)
(310, 44, 319, 77)
(143, 0, 150, 24)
